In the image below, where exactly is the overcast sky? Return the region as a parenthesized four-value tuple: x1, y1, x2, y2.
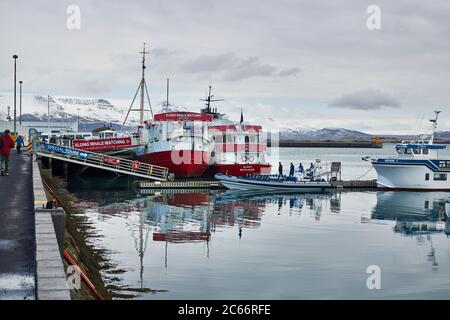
(1, 0, 449, 134)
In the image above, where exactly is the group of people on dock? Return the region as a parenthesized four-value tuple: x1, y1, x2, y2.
(0, 129, 25, 176)
(278, 161, 321, 181)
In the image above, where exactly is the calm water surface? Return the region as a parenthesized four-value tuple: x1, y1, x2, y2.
(65, 146, 450, 299)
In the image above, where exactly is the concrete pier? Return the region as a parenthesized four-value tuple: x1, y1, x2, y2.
(32, 159, 70, 300)
(0, 153, 36, 299)
(0, 152, 70, 300)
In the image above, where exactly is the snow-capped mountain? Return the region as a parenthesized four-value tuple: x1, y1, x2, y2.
(280, 127, 372, 140)
(1, 92, 375, 139)
(0, 93, 134, 125)
(0, 93, 184, 128)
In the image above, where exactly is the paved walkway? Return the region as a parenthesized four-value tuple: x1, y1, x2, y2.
(0, 152, 36, 299)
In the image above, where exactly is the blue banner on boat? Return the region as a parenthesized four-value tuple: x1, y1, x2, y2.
(43, 143, 88, 159)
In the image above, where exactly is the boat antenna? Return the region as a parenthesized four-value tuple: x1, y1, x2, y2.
(162, 77, 171, 112)
(122, 43, 154, 130)
(166, 78, 169, 107)
(139, 43, 148, 126)
(200, 85, 223, 113)
(429, 110, 441, 144)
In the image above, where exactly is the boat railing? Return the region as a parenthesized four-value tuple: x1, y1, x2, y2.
(37, 142, 169, 181)
(243, 173, 328, 184)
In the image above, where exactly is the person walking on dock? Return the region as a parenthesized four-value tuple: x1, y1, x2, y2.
(278, 162, 283, 178)
(0, 130, 15, 176)
(289, 162, 295, 177)
(16, 135, 24, 155)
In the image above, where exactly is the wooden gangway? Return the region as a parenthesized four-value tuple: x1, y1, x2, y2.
(36, 142, 168, 181)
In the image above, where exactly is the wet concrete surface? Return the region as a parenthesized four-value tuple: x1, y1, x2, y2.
(0, 153, 36, 299)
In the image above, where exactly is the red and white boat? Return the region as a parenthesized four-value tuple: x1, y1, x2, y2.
(134, 111, 213, 177)
(201, 87, 272, 176)
(125, 45, 270, 178)
(207, 121, 271, 176)
(133, 87, 271, 178)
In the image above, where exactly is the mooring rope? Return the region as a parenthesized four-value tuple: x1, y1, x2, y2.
(354, 166, 374, 180)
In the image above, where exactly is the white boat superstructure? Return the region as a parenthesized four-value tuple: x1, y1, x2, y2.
(368, 111, 450, 190)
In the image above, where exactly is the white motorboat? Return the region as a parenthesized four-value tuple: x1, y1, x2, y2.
(366, 111, 450, 190)
(215, 173, 332, 192)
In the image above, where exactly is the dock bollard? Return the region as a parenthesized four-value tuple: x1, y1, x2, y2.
(27, 140, 33, 155)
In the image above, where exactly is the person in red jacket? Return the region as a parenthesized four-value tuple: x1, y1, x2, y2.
(0, 130, 15, 176)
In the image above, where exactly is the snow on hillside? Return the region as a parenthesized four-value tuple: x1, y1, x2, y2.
(0, 92, 193, 128)
(0, 92, 375, 139)
(0, 93, 164, 126)
(280, 127, 372, 140)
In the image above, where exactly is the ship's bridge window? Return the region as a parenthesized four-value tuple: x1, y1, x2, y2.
(397, 147, 412, 154)
(423, 149, 429, 155)
(433, 173, 447, 181)
(412, 148, 421, 154)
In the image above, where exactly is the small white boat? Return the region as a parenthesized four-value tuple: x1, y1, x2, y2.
(215, 173, 332, 192)
(366, 111, 450, 190)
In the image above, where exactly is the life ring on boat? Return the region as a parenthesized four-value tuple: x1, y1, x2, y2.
(132, 160, 141, 170)
(241, 155, 255, 163)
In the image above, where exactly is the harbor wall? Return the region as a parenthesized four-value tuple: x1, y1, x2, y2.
(32, 158, 71, 300)
(268, 140, 383, 148)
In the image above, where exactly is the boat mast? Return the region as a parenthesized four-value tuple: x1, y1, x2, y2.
(429, 110, 441, 144)
(200, 85, 223, 114)
(166, 78, 169, 108)
(139, 43, 149, 126)
(122, 43, 154, 130)
(206, 85, 212, 113)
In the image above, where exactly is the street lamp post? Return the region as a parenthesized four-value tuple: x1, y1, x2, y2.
(77, 108, 80, 131)
(13, 55, 18, 134)
(19, 81, 23, 125)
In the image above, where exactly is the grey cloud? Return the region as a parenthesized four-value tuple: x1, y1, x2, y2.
(277, 67, 301, 77)
(77, 79, 112, 95)
(1, 0, 449, 134)
(180, 53, 299, 81)
(151, 47, 177, 58)
(329, 89, 400, 110)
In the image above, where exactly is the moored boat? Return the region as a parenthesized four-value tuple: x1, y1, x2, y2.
(215, 173, 332, 192)
(367, 111, 450, 190)
(135, 111, 213, 177)
(201, 86, 272, 176)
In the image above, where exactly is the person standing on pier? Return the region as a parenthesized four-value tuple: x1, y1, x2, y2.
(278, 162, 283, 178)
(289, 163, 295, 177)
(0, 130, 15, 176)
(16, 135, 24, 155)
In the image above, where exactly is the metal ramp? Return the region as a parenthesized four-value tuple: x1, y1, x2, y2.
(36, 142, 168, 181)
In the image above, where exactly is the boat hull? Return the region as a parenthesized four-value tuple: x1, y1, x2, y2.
(373, 162, 450, 190)
(136, 150, 209, 178)
(215, 174, 332, 192)
(208, 164, 272, 176)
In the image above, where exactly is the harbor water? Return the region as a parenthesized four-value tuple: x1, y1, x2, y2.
(62, 145, 450, 299)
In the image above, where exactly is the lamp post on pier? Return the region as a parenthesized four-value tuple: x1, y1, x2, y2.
(19, 80, 23, 125)
(13, 55, 18, 134)
(77, 108, 80, 131)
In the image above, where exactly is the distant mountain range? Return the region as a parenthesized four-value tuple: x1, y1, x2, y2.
(279, 128, 371, 140)
(1, 93, 449, 141)
(0, 93, 173, 131)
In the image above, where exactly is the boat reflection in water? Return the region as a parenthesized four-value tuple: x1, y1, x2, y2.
(371, 191, 450, 270)
(371, 191, 450, 236)
(138, 189, 341, 243)
(67, 182, 450, 298)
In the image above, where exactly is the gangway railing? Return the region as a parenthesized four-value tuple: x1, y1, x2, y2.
(36, 142, 168, 181)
